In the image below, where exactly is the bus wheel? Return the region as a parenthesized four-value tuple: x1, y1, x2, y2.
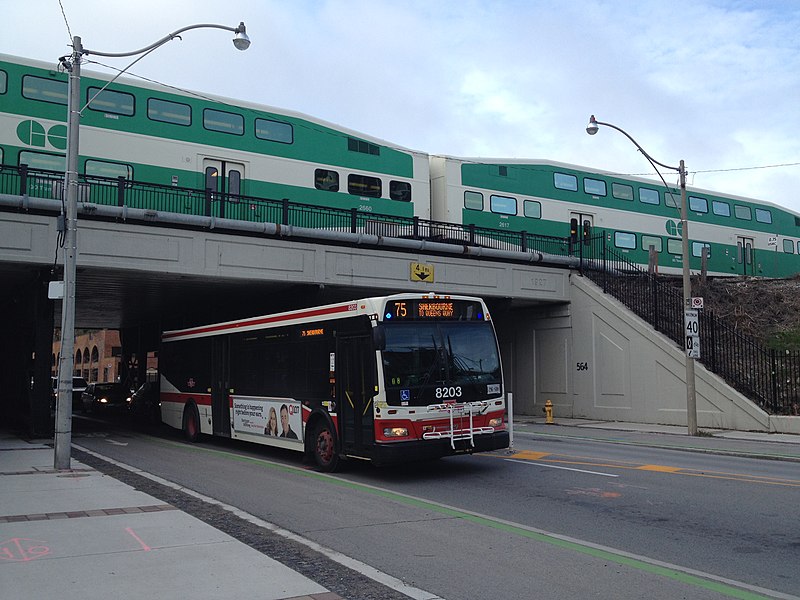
(312, 422, 340, 472)
(182, 403, 200, 443)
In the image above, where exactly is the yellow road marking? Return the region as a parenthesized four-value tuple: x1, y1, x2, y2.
(637, 464, 682, 472)
(501, 451, 800, 487)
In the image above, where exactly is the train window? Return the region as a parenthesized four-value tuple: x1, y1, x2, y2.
(464, 191, 483, 210)
(612, 182, 634, 201)
(584, 178, 607, 197)
(0, 70, 6, 94)
(734, 205, 752, 220)
(19, 150, 65, 172)
(348, 138, 380, 156)
(204, 108, 244, 135)
(666, 238, 683, 255)
(665, 192, 679, 208)
(490, 194, 517, 215)
(22, 75, 68, 105)
(348, 174, 381, 197)
(639, 188, 660, 205)
(255, 118, 293, 144)
(315, 169, 339, 192)
(85, 159, 133, 180)
(497, 165, 508, 176)
(614, 231, 636, 249)
(712, 200, 731, 216)
(554, 173, 578, 191)
(689, 196, 708, 213)
(523, 200, 541, 218)
(148, 98, 191, 126)
(0, 148, 3, 165)
(389, 181, 411, 202)
(692, 242, 711, 258)
(641, 235, 662, 252)
(86, 86, 134, 116)
(797, 241, 800, 254)
(755, 208, 772, 224)
(783, 239, 795, 254)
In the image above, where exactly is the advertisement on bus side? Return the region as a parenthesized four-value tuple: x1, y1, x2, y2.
(232, 396, 303, 442)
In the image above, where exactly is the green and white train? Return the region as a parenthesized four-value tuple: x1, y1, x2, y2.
(2, 53, 800, 277)
(431, 157, 800, 277)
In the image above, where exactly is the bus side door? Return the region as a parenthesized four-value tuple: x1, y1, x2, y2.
(336, 335, 375, 455)
(211, 337, 231, 438)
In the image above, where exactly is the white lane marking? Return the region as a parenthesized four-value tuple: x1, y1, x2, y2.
(73, 444, 445, 600)
(505, 458, 619, 477)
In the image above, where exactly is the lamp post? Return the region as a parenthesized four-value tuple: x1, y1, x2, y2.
(53, 22, 250, 469)
(585, 115, 698, 436)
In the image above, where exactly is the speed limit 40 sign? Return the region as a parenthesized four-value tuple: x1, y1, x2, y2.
(684, 309, 700, 358)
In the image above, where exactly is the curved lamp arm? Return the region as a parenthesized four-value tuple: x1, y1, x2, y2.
(82, 22, 250, 57)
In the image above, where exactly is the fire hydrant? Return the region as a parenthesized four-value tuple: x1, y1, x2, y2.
(544, 400, 554, 424)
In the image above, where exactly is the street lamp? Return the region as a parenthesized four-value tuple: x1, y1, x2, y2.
(585, 115, 698, 436)
(53, 22, 250, 469)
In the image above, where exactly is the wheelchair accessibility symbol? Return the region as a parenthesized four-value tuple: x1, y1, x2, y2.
(400, 389, 410, 402)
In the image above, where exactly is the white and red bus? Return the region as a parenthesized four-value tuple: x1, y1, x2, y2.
(159, 293, 508, 471)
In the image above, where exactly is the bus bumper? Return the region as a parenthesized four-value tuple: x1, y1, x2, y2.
(371, 430, 510, 465)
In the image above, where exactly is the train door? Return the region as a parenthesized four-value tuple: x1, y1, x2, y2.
(202, 158, 245, 218)
(211, 336, 231, 438)
(570, 212, 594, 246)
(737, 235, 756, 276)
(336, 334, 375, 456)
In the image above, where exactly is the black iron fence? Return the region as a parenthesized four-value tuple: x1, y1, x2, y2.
(2, 164, 798, 414)
(2, 165, 570, 257)
(579, 234, 800, 415)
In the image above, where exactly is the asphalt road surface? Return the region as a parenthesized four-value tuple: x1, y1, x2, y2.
(70, 415, 800, 600)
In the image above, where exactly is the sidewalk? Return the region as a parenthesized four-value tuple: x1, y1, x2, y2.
(0, 431, 341, 600)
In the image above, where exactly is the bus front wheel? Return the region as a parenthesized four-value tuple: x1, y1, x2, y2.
(312, 422, 340, 472)
(182, 403, 201, 443)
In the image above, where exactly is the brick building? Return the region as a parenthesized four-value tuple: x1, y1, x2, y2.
(52, 329, 122, 384)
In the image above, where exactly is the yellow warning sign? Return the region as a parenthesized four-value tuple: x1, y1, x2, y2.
(410, 262, 434, 282)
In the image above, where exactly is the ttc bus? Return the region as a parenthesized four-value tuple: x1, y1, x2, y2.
(159, 293, 509, 470)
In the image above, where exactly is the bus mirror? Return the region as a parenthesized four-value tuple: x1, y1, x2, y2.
(372, 324, 386, 351)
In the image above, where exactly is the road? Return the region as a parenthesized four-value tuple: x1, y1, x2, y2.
(70, 415, 800, 600)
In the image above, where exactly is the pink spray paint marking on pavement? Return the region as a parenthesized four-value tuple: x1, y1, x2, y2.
(0, 538, 51, 562)
(125, 527, 151, 551)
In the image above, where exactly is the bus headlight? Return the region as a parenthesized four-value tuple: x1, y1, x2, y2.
(488, 417, 503, 428)
(383, 427, 409, 437)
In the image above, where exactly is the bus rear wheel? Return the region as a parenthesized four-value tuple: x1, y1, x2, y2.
(312, 422, 340, 472)
(182, 403, 200, 443)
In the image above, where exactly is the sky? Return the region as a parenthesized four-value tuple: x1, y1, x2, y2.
(4, 0, 800, 213)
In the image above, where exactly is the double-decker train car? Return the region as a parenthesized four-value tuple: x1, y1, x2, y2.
(430, 156, 800, 277)
(0, 53, 430, 219)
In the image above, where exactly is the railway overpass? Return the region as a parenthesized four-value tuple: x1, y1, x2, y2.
(1, 195, 794, 437)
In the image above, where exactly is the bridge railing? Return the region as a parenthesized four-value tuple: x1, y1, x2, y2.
(1, 164, 573, 261)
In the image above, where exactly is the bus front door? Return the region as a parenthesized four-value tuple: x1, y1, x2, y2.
(337, 335, 375, 456)
(211, 337, 231, 438)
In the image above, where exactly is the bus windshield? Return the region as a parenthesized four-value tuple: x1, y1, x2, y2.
(381, 321, 502, 406)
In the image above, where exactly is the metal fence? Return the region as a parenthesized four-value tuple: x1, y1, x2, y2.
(1, 164, 571, 257)
(3, 164, 798, 414)
(579, 234, 800, 415)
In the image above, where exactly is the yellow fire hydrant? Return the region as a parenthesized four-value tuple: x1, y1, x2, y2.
(544, 400, 554, 424)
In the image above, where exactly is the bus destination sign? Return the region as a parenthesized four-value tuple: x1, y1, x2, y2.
(387, 300, 484, 321)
